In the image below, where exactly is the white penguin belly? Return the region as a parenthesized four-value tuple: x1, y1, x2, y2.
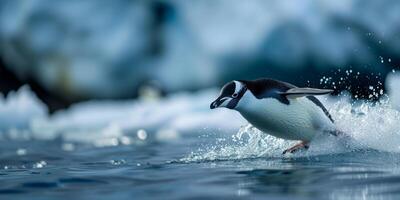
(237, 96, 334, 141)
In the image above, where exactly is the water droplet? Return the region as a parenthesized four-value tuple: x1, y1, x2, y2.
(110, 159, 126, 165)
(33, 161, 47, 169)
(137, 129, 147, 140)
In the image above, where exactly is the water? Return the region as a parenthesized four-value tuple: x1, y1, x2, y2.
(2, 134, 400, 200)
(3, 88, 400, 199)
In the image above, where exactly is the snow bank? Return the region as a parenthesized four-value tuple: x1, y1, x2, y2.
(0, 86, 47, 133)
(0, 86, 244, 145)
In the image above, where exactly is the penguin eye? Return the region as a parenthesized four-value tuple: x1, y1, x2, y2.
(232, 93, 238, 98)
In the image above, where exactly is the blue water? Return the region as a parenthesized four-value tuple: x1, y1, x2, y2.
(2, 133, 400, 200)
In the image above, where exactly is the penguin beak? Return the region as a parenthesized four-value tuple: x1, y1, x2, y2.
(210, 99, 219, 109)
(210, 97, 226, 109)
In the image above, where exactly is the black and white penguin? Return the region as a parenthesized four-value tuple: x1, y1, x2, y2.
(210, 78, 338, 154)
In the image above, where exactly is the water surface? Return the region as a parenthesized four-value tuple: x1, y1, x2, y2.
(2, 129, 400, 200)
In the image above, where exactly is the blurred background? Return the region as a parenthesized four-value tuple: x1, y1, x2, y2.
(1, 0, 400, 112)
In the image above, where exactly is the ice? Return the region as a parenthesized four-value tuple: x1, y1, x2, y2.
(0, 86, 47, 133)
(0, 86, 245, 146)
(29, 89, 245, 145)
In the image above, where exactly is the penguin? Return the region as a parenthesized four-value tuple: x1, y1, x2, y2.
(210, 78, 339, 154)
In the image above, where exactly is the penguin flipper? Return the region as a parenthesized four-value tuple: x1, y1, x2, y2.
(278, 88, 334, 99)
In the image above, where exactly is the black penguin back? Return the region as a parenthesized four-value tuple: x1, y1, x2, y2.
(240, 78, 334, 123)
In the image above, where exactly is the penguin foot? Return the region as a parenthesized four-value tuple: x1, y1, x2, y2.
(283, 141, 309, 154)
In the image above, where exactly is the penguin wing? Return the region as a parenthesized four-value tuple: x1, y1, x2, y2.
(278, 88, 333, 99)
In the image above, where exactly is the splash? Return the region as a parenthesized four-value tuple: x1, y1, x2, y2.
(180, 125, 296, 163)
(181, 96, 400, 163)
(331, 97, 400, 153)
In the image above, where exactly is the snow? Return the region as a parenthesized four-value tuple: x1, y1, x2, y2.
(0, 86, 47, 132)
(0, 86, 244, 145)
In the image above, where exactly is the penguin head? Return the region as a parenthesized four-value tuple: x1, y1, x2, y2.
(210, 81, 247, 110)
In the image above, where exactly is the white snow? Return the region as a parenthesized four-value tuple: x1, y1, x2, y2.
(0, 87, 244, 145)
(0, 86, 47, 132)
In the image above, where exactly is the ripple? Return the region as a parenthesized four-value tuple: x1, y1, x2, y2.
(22, 182, 58, 188)
(59, 178, 107, 184)
(0, 189, 26, 194)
